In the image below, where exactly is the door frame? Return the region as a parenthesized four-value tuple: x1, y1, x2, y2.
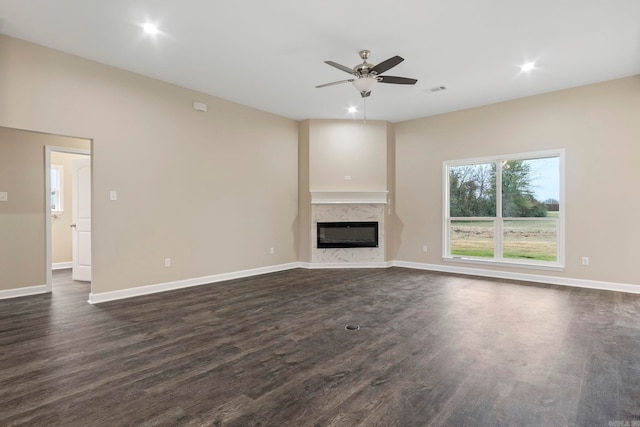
(45, 146, 91, 292)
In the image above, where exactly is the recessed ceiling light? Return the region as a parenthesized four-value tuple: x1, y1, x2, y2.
(520, 62, 536, 72)
(142, 23, 159, 35)
(347, 106, 358, 114)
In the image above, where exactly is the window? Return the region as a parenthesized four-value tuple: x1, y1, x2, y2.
(51, 165, 63, 212)
(444, 150, 563, 268)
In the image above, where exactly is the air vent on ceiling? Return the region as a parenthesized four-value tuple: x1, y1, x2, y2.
(425, 86, 447, 93)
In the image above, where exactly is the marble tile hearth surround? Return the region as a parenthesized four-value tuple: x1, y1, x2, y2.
(311, 192, 387, 265)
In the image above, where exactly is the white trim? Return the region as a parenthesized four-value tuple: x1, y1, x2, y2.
(444, 149, 565, 166)
(496, 161, 503, 259)
(442, 164, 449, 258)
(558, 150, 566, 266)
(78, 258, 638, 305)
(52, 262, 72, 270)
(0, 285, 48, 300)
(311, 191, 388, 204)
(393, 260, 640, 295)
(443, 255, 564, 271)
(45, 147, 52, 292)
(88, 262, 301, 304)
(443, 149, 565, 267)
(45, 146, 91, 294)
(302, 261, 393, 269)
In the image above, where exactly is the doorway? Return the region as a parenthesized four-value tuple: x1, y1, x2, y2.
(46, 146, 91, 292)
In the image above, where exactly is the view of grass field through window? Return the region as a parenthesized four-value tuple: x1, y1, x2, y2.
(447, 155, 560, 263)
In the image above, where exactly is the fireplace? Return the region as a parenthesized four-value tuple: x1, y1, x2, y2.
(310, 193, 387, 264)
(317, 221, 379, 248)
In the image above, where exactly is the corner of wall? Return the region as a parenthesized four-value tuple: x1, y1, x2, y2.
(297, 120, 311, 262)
(385, 121, 396, 261)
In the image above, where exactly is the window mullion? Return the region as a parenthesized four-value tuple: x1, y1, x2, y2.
(495, 161, 503, 261)
(443, 165, 450, 258)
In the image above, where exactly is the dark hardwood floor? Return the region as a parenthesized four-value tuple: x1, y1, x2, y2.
(1, 268, 639, 426)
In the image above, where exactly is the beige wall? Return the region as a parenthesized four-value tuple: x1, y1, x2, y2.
(0, 127, 89, 290)
(395, 76, 640, 286)
(308, 120, 388, 191)
(0, 35, 299, 294)
(2, 32, 637, 296)
(297, 120, 311, 262)
(50, 151, 89, 264)
(385, 122, 396, 262)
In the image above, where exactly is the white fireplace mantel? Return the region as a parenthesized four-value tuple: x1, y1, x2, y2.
(310, 191, 388, 205)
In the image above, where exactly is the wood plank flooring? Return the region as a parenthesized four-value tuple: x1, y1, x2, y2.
(0, 268, 639, 426)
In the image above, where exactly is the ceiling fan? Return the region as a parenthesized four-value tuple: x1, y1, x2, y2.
(316, 50, 418, 98)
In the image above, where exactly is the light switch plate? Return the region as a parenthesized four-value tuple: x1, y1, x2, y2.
(109, 190, 117, 201)
(0, 192, 7, 202)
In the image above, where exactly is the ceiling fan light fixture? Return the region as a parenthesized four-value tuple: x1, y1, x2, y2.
(352, 76, 378, 92)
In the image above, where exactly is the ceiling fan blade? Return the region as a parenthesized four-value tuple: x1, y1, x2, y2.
(370, 55, 404, 75)
(360, 91, 371, 98)
(325, 60, 356, 75)
(378, 75, 418, 85)
(315, 79, 354, 88)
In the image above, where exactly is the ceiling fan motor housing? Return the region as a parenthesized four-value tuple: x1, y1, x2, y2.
(355, 50, 373, 76)
(354, 63, 373, 76)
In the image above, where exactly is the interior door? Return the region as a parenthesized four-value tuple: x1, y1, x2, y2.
(72, 157, 91, 281)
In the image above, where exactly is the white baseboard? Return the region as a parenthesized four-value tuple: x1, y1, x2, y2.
(393, 260, 640, 294)
(301, 261, 393, 269)
(82, 258, 638, 305)
(4, 259, 635, 304)
(0, 284, 48, 300)
(52, 262, 72, 270)
(88, 262, 302, 304)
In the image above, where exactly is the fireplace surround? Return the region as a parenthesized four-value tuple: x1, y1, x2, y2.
(310, 191, 387, 265)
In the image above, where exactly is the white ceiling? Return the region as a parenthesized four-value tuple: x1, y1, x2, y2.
(1, 0, 639, 122)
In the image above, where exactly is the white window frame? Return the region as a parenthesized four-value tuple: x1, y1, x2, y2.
(51, 164, 64, 213)
(442, 149, 564, 271)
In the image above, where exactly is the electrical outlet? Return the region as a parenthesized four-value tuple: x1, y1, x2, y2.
(164, 258, 171, 267)
(269, 247, 275, 255)
(581, 257, 589, 266)
(422, 245, 428, 253)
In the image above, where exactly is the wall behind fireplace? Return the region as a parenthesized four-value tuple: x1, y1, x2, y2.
(308, 119, 389, 191)
(298, 119, 395, 264)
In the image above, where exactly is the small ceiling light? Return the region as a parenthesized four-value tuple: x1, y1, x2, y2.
(520, 62, 536, 72)
(142, 23, 159, 35)
(352, 76, 378, 93)
(347, 106, 358, 114)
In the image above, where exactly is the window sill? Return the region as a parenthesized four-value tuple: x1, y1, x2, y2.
(443, 256, 565, 272)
